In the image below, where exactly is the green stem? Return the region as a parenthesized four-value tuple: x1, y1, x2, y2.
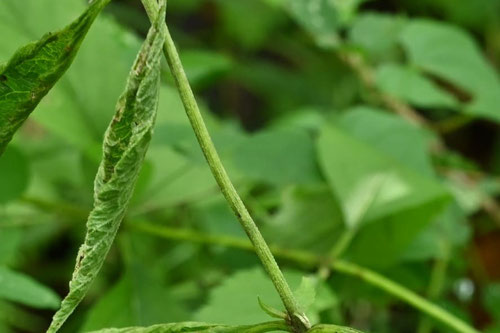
(329, 227, 358, 260)
(129, 221, 480, 333)
(139, 2, 309, 331)
(417, 243, 451, 333)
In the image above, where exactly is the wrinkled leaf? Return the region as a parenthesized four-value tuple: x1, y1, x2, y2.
(88, 321, 288, 333)
(47, 4, 167, 332)
(0, 0, 111, 155)
(0, 266, 60, 309)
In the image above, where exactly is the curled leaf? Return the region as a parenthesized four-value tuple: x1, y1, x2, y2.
(0, 0, 111, 156)
(88, 320, 289, 333)
(46, 2, 167, 332)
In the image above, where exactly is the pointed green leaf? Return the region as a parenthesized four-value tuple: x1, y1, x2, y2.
(0, 0, 111, 156)
(46, 3, 167, 332)
(0, 266, 60, 309)
(258, 297, 287, 319)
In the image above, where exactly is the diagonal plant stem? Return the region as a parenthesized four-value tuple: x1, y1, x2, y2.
(16, 193, 480, 333)
(139, 1, 309, 331)
(129, 221, 480, 333)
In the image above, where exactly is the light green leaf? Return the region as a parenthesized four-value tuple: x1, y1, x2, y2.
(376, 63, 459, 108)
(47, 3, 167, 331)
(195, 267, 333, 326)
(263, 185, 344, 253)
(337, 106, 435, 176)
(294, 277, 316, 313)
(232, 128, 321, 186)
(399, 19, 500, 121)
(349, 13, 407, 61)
(180, 49, 232, 88)
(286, 0, 340, 48)
(0, 266, 60, 309)
(0, 0, 111, 155)
(317, 123, 449, 266)
(0, 146, 29, 204)
(81, 272, 188, 331)
(216, 0, 286, 50)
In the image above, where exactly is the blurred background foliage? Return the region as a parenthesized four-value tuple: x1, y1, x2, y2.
(1, 0, 500, 332)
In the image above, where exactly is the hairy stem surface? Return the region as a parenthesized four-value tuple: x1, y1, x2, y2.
(139, 1, 309, 331)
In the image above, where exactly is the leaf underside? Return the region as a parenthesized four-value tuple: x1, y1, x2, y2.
(0, 0, 111, 156)
(46, 2, 167, 332)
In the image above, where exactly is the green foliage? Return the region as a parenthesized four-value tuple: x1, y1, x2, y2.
(0, 0, 498, 332)
(46, 3, 167, 331)
(0, 266, 60, 309)
(0, 0, 110, 155)
(0, 146, 29, 203)
(400, 20, 500, 121)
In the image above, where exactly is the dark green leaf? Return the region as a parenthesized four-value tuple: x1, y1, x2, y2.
(0, 0, 111, 155)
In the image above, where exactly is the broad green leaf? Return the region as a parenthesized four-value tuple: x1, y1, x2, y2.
(399, 20, 500, 121)
(317, 123, 449, 266)
(180, 49, 232, 88)
(0, 146, 29, 203)
(0, 0, 111, 155)
(81, 272, 188, 331)
(0, 266, 60, 309)
(286, 0, 340, 48)
(47, 4, 167, 332)
(337, 106, 435, 176)
(232, 128, 321, 186)
(349, 13, 407, 61)
(402, 204, 470, 261)
(375, 63, 459, 108)
(263, 185, 344, 253)
(216, 0, 286, 50)
(294, 277, 317, 313)
(195, 267, 335, 326)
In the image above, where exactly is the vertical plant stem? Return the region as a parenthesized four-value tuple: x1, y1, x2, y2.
(417, 243, 451, 333)
(139, 1, 309, 331)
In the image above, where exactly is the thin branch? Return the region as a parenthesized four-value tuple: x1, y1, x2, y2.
(139, 1, 310, 331)
(130, 221, 480, 333)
